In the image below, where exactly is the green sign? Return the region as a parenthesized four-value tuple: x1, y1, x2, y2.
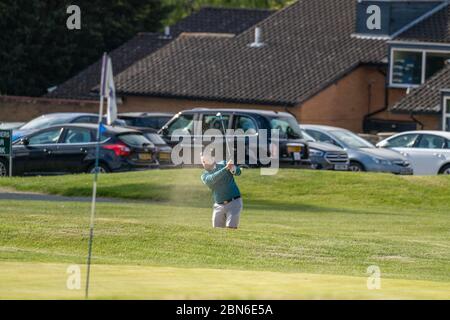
(0, 130, 12, 156)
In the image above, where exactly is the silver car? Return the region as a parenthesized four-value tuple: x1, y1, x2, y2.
(300, 125, 413, 174)
(377, 131, 450, 175)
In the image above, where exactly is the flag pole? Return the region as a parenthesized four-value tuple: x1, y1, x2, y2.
(85, 52, 108, 300)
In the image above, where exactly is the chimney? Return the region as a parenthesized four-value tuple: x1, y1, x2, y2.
(249, 27, 265, 48)
(160, 26, 172, 39)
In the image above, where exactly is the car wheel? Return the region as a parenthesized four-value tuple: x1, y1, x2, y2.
(87, 163, 110, 174)
(438, 164, 450, 175)
(348, 161, 365, 172)
(0, 159, 8, 177)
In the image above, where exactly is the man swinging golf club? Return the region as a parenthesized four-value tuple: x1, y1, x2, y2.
(201, 113, 243, 229)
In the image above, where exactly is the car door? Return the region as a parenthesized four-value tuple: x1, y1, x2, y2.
(380, 133, 420, 169)
(232, 114, 258, 164)
(55, 127, 95, 173)
(407, 134, 448, 175)
(201, 113, 231, 162)
(19, 128, 63, 174)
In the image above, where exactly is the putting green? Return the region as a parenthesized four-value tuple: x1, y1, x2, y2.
(1, 262, 448, 300)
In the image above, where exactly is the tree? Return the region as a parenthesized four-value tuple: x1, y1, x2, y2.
(163, 0, 294, 25)
(0, 0, 171, 96)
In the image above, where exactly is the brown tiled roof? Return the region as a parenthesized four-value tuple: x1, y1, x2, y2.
(114, 0, 387, 106)
(395, 4, 450, 43)
(391, 64, 450, 113)
(46, 7, 273, 100)
(46, 33, 171, 100)
(170, 6, 274, 35)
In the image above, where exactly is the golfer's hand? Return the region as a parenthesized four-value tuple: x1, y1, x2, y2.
(226, 160, 234, 171)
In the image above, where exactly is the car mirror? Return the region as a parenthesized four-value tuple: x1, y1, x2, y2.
(160, 127, 168, 136)
(21, 138, 29, 146)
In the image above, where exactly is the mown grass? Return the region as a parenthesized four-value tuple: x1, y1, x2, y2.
(0, 169, 449, 283)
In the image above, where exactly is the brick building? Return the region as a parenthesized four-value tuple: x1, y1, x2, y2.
(111, 0, 450, 133)
(3, 1, 450, 133)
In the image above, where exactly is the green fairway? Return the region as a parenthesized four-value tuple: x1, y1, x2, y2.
(1, 262, 449, 300)
(0, 169, 449, 299)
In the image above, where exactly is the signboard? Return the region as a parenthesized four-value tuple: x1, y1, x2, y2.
(0, 130, 12, 177)
(0, 130, 12, 156)
(355, 1, 441, 37)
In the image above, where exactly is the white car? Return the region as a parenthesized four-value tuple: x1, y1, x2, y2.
(376, 131, 450, 175)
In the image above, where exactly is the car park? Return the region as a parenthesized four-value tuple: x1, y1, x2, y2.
(0, 124, 158, 176)
(118, 112, 174, 130)
(376, 131, 450, 175)
(13, 113, 126, 142)
(159, 108, 309, 166)
(301, 125, 413, 175)
(300, 129, 349, 171)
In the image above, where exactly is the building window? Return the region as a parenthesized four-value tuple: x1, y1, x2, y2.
(443, 97, 450, 131)
(391, 51, 423, 85)
(390, 49, 450, 87)
(425, 52, 450, 79)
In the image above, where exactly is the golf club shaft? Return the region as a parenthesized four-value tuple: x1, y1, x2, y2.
(219, 116, 232, 162)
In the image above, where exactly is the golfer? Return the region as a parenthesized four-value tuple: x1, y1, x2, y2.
(201, 154, 243, 229)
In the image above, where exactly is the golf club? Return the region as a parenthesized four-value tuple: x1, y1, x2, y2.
(216, 112, 233, 162)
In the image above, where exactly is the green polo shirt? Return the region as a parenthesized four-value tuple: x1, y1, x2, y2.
(201, 161, 241, 204)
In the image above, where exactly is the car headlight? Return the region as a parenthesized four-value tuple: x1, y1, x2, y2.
(309, 149, 324, 157)
(371, 157, 392, 165)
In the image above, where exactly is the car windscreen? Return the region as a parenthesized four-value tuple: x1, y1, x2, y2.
(118, 133, 154, 148)
(269, 117, 302, 139)
(21, 115, 74, 130)
(300, 129, 315, 142)
(330, 130, 374, 149)
(144, 133, 166, 145)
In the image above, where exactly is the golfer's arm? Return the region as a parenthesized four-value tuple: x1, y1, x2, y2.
(201, 168, 228, 187)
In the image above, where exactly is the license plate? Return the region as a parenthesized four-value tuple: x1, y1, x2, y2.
(138, 153, 152, 161)
(293, 152, 301, 161)
(159, 152, 171, 161)
(288, 146, 302, 153)
(334, 164, 348, 171)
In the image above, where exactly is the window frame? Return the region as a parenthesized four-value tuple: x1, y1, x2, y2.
(61, 127, 95, 144)
(200, 113, 231, 135)
(383, 133, 420, 148)
(27, 128, 64, 146)
(443, 96, 450, 132)
(389, 47, 450, 88)
(414, 134, 448, 149)
(233, 114, 258, 137)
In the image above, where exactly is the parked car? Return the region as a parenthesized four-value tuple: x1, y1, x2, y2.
(0, 122, 25, 130)
(159, 109, 309, 166)
(376, 131, 450, 175)
(0, 124, 158, 176)
(118, 112, 174, 130)
(300, 129, 349, 171)
(13, 113, 126, 142)
(129, 127, 173, 165)
(300, 125, 413, 175)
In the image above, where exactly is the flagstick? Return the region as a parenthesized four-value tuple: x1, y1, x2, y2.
(85, 53, 107, 300)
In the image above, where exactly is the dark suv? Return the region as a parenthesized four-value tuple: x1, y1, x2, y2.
(159, 108, 309, 166)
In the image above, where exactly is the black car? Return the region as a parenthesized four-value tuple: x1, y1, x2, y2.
(1, 124, 158, 176)
(159, 108, 309, 166)
(118, 112, 174, 130)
